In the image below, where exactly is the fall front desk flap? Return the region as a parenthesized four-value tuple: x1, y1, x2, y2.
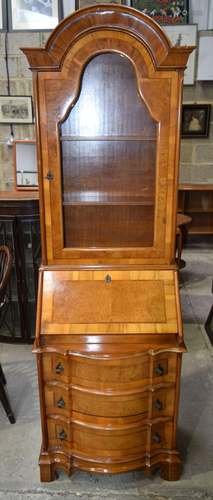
(39, 270, 179, 338)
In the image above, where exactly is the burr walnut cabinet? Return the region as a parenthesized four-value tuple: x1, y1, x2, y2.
(22, 5, 194, 482)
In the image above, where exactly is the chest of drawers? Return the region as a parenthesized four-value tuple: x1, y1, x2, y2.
(32, 268, 186, 481)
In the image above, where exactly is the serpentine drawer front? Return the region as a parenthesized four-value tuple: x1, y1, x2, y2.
(42, 351, 177, 386)
(46, 416, 174, 455)
(44, 383, 175, 420)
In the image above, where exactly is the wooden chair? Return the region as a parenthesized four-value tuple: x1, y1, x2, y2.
(0, 246, 15, 424)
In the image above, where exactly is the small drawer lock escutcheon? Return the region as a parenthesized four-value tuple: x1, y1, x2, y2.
(105, 274, 111, 283)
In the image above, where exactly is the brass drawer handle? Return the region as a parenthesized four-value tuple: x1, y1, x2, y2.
(154, 398, 163, 411)
(153, 432, 161, 444)
(59, 429, 67, 441)
(56, 362, 64, 374)
(155, 363, 164, 376)
(57, 397, 65, 409)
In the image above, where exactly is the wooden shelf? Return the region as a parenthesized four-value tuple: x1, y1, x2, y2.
(63, 200, 155, 206)
(184, 208, 213, 213)
(188, 228, 213, 234)
(60, 136, 157, 141)
(179, 184, 213, 191)
(178, 184, 213, 235)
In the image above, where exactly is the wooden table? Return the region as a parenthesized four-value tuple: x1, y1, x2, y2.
(176, 214, 192, 269)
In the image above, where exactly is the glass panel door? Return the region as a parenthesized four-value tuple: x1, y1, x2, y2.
(60, 53, 157, 249)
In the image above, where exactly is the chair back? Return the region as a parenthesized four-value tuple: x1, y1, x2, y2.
(0, 246, 12, 307)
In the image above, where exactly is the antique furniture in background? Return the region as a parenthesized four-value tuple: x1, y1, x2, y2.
(178, 184, 213, 234)
(176, 214, 192, 269)
(205, 303, 213, 345)
(22, 5, 194, 482)
(205, 278, 213, 346)
(0, 245, 15, 423)
(0, 191, 41, 343)
(13, 140, 38, 191)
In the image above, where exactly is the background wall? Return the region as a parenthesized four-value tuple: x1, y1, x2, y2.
(0, 31, 49, 190)
(180, 30, 213, 185)
(0, 27, 212, 191)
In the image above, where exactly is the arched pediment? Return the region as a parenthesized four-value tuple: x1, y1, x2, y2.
(21, 5, 194, 71)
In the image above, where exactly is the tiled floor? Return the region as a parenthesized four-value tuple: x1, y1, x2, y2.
(0, 242, 213, 500)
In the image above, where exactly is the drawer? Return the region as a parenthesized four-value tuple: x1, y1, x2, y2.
(47, 417, 173, 456)
(42, 352, 150, 389)
(45, 384, 175, 420)
(42, 351, 178, 389)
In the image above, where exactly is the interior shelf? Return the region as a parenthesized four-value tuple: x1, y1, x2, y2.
(184, 208, 213, 213)
(178, 184, 213, 235)
(188, 228, 213, 234)
(60, 136, 157, 141)
(63, 200, 155, 206)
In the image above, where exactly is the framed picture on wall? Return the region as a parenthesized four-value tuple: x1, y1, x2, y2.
(181, 104, 211, 138)
(0, 0, 7, 32)
(131, 0, 188, 24)
(13, 140, 38, 190)
(163, 24, 197, 85)
(8, 0, 63, 31)
(75, 0, 125, 9)
(0, 95, 33, 124)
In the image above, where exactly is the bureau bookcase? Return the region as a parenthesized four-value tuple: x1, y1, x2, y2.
(22, 6, 194, 482)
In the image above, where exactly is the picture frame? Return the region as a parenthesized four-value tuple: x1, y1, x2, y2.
(181, 104, 211, 138)
(131, 0, 188, 24)
(0, 95, 33, 124)
(0, 0, 7, 32)
(13, 140, 38, 191)
(197, 37, 213, 81)
(75, 0, 125, 9)
(62, 0, 75, 17)
(163, 24, 197, 85)
(8, 0, 63, 32)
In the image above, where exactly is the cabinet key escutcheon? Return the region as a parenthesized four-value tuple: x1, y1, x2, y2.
(59, 429, 67, 441)
(57, 396, 65, 409)
(56, 361, 64, 374)
(154, 398, 163, 411)
(44, 171, 53, 181)
(153, 432, 161, 444)
(155, 363, 164, 376)
(105, 275, 111, 283)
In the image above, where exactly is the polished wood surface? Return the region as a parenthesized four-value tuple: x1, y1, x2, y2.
(21, 5, 194, 482)
(0, 191, 39, 200)
(40, 270, 178, 335)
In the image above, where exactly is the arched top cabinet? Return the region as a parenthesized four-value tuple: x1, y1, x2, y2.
(22, 5, 194, 266)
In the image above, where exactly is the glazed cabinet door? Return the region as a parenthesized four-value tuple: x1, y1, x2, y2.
(37, 35, 182, 265)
